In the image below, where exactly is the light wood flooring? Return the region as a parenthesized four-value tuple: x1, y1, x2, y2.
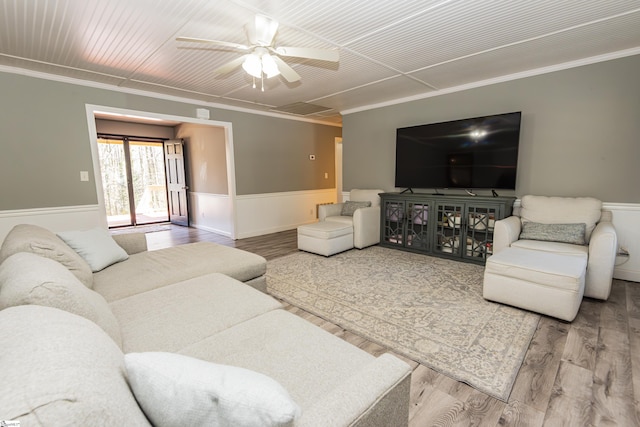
(133, 224, 640, 426)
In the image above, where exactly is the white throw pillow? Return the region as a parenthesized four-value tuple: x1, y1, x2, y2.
(125, 352, 300, 427)
(58, 228, 129, 272)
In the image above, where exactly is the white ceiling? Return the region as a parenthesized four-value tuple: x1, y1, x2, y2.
(2, 0, 640, 125)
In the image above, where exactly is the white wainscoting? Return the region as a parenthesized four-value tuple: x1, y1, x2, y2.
(235, 189, 337, 239)
(606, 203, 640, 282)
(189, 192, 233, 237)
(0, 205, 104, 242)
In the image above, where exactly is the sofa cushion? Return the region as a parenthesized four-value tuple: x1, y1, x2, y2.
(58, 228, 129, 272)
(0, 305, 149, 426)
(519, 222, 586, 245)
(519, 195, 602, 242)
(511, 239, 589, 256)
(0, 252, 122, 347)
(110, 273, 282, 353)
(340, 200, 371, 216)
(125, 352, 300, 427)
(0, 224, 94, 288)
(93, 242, 267, 302)
(179, 309, 378, 411)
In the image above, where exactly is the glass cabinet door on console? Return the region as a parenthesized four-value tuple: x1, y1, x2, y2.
(464, 205, 499, 261)
(406, 202, 430, 251)
(434, 202, 464, 257)
(381, 199, 433, 251)
(382, 199, 406, 247)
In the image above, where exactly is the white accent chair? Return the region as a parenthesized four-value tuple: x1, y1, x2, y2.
(483, 195, 617, 321)
(318, 189, 383, 249)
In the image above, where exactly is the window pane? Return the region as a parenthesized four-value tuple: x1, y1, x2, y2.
(129, 141, 169, 225)
(98, 138, 131, 227)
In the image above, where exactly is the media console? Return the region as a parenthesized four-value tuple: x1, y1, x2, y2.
(379, 193, 516, 264)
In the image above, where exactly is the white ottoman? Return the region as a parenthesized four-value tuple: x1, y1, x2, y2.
(297, 222, 354, 256)
(483, 247, 587, 321)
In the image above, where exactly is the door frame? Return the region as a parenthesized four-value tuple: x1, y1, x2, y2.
(85, 104, 238, 239)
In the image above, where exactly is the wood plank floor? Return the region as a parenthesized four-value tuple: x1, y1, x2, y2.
(135, 224, 639, 426)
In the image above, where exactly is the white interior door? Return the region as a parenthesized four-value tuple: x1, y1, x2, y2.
(164, 139, 189, 226)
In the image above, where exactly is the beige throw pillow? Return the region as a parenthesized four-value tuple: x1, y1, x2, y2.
(341, 200, 371, 216)
(0, 252, 122, 347)
(0, 224, 94, 288)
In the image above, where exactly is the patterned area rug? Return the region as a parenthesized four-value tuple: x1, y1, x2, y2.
(266, 246, 540, 401)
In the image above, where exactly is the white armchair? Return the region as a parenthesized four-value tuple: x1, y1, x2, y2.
(493, 195, 617, 300)
(318, 189, 383, 249)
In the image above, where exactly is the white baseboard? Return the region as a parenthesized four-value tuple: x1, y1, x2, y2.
(190, 223, 232, 238)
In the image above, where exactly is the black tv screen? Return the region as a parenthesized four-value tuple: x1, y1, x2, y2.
(395, 112, 522, 190)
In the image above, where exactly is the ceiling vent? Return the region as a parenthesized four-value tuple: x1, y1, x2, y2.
(271, 102, 333, 116)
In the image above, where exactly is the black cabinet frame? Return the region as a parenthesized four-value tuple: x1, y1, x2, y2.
(380, 193, 515, 264)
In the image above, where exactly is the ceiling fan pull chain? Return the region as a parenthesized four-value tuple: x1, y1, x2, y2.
(261, 74, 265, 92)
(252, 76, 256, 89)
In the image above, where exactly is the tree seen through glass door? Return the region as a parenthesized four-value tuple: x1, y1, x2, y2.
(98, 137, 169, 227)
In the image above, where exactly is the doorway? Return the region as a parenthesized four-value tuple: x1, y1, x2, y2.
(86, 105, 238, 239)
(97, 136, 169, 228)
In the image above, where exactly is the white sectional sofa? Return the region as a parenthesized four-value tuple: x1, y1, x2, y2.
(0, 224, 411, 426)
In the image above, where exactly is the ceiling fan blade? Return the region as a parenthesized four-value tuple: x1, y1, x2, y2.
(247, 14, 279, 46)
(213, 55, 247, 75)
(272, 56, 301, 82)
(176, 37, 249, 51)
(275, 46, 339, 62)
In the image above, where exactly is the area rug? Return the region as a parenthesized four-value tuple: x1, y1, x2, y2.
(266, 247, 540, 401)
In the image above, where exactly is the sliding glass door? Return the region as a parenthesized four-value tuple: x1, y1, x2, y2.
(98, 137, 169, 228)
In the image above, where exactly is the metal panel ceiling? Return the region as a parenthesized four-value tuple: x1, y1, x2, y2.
(1, 0, 639, 124)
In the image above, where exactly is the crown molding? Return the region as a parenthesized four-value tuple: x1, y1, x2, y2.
(341, 47, 640, 116)
(0, 64, 341, 128)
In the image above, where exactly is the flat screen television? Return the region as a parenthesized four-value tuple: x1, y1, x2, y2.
(395, 112, 522, 190)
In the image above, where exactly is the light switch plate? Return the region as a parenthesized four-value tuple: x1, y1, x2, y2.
(80, 171, 89, 181)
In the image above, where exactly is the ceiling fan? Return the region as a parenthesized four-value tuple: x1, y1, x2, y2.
(177, 15, 339, 90)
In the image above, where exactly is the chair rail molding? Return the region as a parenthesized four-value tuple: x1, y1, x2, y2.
(0, 204, 104, 242)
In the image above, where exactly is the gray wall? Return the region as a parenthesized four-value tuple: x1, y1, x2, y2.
(175, 123, 229, 195)
(0, 71, 341, 211)
(342, 54, 640, 203)
(212, 111, 338, 194)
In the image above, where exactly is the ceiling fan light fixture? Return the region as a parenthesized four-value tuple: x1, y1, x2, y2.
(261, 54, 280, 78)
(179, 14, 338, 85)
(242, 54, 262, 78)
